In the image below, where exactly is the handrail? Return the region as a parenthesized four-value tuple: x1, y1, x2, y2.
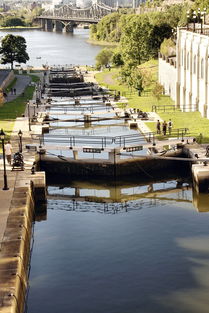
(36, 128, 189, 148)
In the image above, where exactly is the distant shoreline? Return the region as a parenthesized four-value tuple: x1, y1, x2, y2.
(0, 26, 42, 31)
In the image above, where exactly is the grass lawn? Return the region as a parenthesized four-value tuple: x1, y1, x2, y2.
(95, 60, 209, 143)
(0, 74, 39, 140)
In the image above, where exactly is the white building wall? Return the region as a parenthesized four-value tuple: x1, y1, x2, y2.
(177, 29, 209, 118)
(158, 57, 176, 102)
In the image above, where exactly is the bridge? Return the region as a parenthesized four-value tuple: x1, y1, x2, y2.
(37, 2, 116, 33)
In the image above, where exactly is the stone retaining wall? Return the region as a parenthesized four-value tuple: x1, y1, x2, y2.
(0, 172, 46, 313)
(0, 71, 15, 90)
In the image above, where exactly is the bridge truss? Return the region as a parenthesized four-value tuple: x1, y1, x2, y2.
(43, 2, 116, 20)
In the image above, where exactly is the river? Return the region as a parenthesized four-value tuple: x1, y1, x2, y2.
(2, 29, 209, 313)
(0, 28, 102, 67)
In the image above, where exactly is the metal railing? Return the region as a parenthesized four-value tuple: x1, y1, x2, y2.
(152, 105, 181, 113)
(152, 104, 200, 113)
(37, 128, 189, 149)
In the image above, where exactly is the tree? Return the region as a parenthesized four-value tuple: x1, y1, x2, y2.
(120, 14, 153, 65)
(95, 48, 113, 69)
(131, 70, 144, 95)
(160, 38, 176, 57)
(0, 34, 29, 69)
(152, 82, 164, 101)
(111, 50, 124, 66)
(148, 23, 173, 58)
(2, 17, 26, 27)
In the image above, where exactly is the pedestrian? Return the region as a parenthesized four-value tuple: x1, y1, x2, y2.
(162, 120, 167, 136)
(168, 119, 173, 135)
(156, 120, 161, 134)
(5, 141, 12, 165)
(13, 88, 16, 95)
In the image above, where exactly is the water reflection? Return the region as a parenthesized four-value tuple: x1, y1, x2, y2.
(193, 190, 209, 212)
(156, 236, 209, 313)
(28, 178, 209, 313)
(45, 177, 194, 214)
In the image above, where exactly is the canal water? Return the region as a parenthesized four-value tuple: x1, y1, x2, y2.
(2, 29, 209, 313)
(27, 98, 209, 313)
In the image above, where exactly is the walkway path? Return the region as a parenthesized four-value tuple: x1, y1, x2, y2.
(5, 74, 31, 102)
(0, 73, 39, 247)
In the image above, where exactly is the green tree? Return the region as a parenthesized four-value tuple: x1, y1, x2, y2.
(2, 17, 25, 27)
(119, 62, 134, 84)
(90, 24, 97, 40)
(120, 14, 153, 65)
(0, 34, 29, 69)
(152, 82, 164, 101)
(111, 50, 124, 66)
(131, 69, 144, 95)
(148, 23, 173, 58)
(93, 12, 122, 42)
(160, 37, 176, 57)
(95, 48, 113, 69)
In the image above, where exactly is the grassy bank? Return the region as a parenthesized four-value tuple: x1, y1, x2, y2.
(0, 26, 41, 30)
(87, 39, 118, 47)
(95, 60, 209, 143)
(0, 74, 39, 140)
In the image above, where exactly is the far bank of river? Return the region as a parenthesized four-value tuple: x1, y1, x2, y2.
(0, 28, 102, 67)
(0, 26, 42, 30)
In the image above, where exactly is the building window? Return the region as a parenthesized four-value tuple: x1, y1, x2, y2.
(201, 58, 204, 79)
(187, 52, 189, 70)
(193, 55, 196, 74)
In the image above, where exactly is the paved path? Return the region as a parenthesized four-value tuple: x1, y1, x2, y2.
(0, 73, 39, 247)
(5, 74, 32, 102)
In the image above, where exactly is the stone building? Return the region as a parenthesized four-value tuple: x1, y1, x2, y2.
(159, 27, 209, 119)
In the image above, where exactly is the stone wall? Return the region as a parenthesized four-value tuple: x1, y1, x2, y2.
(158, 55, 177, 102)
(0, 70, 15, 90)
(176, 28, 209, 118)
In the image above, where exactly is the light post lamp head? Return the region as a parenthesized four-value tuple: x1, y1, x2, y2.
(18, 130, 23, 153)
(0, 128, 5, 140)
(193, 10, 197, 32)
(18, 129, 22, 139)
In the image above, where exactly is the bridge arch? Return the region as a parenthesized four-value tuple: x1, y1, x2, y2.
(38, 2, 116, 33)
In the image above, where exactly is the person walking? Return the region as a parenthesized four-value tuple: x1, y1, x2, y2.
(5, 141, 13, 165)
(168, 119, 173, 135)
(13, 88, 16, 95)
(156, 120, 161, 134)
(162, 121, 167, 136)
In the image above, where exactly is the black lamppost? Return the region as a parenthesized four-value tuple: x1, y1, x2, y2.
(18, 130, 23, 153)
(0, 129, 9, 190)
(200, 8, 207, 34)
(193, 10, 197, 32)
(27, 102, 31, 131)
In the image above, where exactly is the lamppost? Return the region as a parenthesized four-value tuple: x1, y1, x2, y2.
(0, 129, 9, 190)
(193, 10, 197, 32)
(18, 130, 23, 153)
(200, 8, 207, 34)
(27, 102, 31, 131)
